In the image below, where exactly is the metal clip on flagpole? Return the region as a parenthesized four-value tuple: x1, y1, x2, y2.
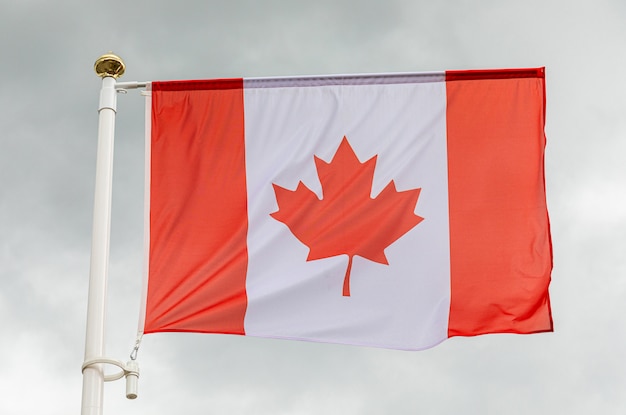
(81, 357, 140, 398)
(81, 53, 141, 415)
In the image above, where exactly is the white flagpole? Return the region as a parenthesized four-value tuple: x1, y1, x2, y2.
(81, 53, 126, 415)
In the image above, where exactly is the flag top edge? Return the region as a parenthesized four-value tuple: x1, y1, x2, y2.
(243, 72, 445, 88)
(151, 78, 244, 91)
(445, 67, 545, 82)
(150, 67, 545, 91)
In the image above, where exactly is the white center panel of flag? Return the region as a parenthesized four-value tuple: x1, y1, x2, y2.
(242, 79, 451, 350)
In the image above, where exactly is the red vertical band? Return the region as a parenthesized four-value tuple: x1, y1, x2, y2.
(145, 80, 248, 334)
(446, 70, 553, 337)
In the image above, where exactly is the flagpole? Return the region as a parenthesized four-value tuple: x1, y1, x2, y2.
(81, 53, 126, 415)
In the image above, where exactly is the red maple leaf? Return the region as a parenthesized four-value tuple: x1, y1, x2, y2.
(270, 137, 424, 296)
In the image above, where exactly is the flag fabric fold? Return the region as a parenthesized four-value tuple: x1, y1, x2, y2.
(142, 68, 552, 351)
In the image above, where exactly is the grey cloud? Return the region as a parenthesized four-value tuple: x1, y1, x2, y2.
(2, 0, 626, 414)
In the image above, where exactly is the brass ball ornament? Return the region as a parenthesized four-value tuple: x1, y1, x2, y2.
(94, 53, 125, 78)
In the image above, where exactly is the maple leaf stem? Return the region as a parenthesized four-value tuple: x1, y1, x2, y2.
(343, 256, 353, 297)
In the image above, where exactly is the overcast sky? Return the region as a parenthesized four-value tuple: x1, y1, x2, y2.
(2, 0, 626, 414)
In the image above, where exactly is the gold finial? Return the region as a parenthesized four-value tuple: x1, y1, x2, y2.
(94, 53, 125, 78)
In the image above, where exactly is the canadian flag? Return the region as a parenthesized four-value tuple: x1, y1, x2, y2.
(143, 68, 552, 350)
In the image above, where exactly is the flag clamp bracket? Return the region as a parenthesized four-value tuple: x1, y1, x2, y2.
(115, 81, 148, 91)
(81, 357, 140, 399)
